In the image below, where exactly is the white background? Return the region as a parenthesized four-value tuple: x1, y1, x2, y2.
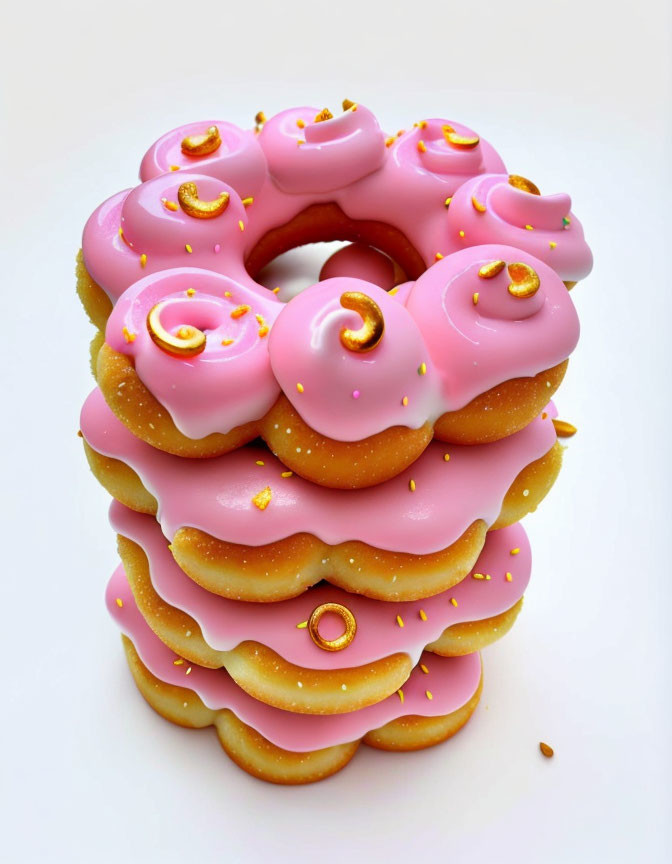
(1, 0, 670, 861)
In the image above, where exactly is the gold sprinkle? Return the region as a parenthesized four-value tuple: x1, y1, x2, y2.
(506, 572, 513, 582)
(525, 224, 534, 231)
(425, 690, 433, 701)
(186, 288, 196, 296)
(418, 362, 427, 375)
(297, 139, 305, 147)
(542, 411, 548, 419)
(296, 118, 305, 129)
(162, 199, 178, 211)
(396, 614, 405, 628)
(473, 292, 479, 305)
(296, 620, 308, 629)
(443, 453, 450, 462)
(76, 430, 83, 438)
(115, 597, 123, 608)
(508, 174, 541, 195)
(238, 220, 245, 232)
(549, 241, 557, 249)
(342, 99, 357, 111)
(417, 140, 427, 153)
(272, 286, 280, 294)
(255, 460, 265, 466)
(442, 125, 479, 149)
(459, 230, 465, 238)
(471, 195, 486, 213)
(242, 197, 254, 206)
(185, 244, 193, 253)
(224, 291, 232, 297)
(408, 479, 416, 492)
(221, 338, 234, 346)
(508, 262, 540, 298)
(258, 324, 269, 338)
(139, 253, 147, 268)
(388, 287, 399, 296)
(255, 111, 267, 126)
(173, 658, 184, 666)
(185, 667, 192, 675)
(169, 165, 180, 172)
(418, 121, 428, 129)
(231, 304, 251, 319)
(478, 260, 506, 279)
(553, 419, 577, 438)
(450, 597, 458, 607)
(419, 609, 428, 622)
(122, 326, 136, 344)
(397, 689, 405, 704)
(252, 487, 272, 510)
(540, 742, 554, 758)
(296, 382, 304, 393)
(444, 197, 452, 208)
(485, 574, 491, 580)
(435, 252, 444, 260)
(402, 395, 409, 407)
(472, 573, 486, 580)
(281, 471, 293, 478)
(420, 663, 429, 674)
(385, 136, 396, 147)
(314, 108, 334, 123)
(510, 547, 520, 556)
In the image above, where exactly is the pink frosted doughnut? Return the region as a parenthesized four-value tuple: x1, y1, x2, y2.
(319, 243, 396, 289)
(105, 268, 281, 439)
(445, 173, 593, 282)
(139, 120, 267, 197)
(257, 104, 387, 194)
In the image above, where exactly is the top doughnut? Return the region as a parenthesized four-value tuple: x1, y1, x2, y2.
(80, 102, 591, 486)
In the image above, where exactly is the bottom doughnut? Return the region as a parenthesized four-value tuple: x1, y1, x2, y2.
(122, 636, 483, 785)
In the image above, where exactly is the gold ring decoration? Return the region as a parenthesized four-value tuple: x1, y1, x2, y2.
(507, 262, 541, 298)
(308, 603, 357, 652)
(339, 291, 385, 352)
(508, 174, 541, 195)
(478, 260, 506, 280)
(442, 124, 480, 150)
(147, 302, 207, 357)
(177, 181, 230, 219)
(180, 125, 222, 156)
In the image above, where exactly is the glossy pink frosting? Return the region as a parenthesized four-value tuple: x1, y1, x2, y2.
(445, 174, 593, 281)
(139, 120, 267, 198)
(81, 388, 556, 554)
(105, 268, 281, 439)
(107, 568, 482, 751)
(319, 243, 396, 289)
(111, 500, 529, 670)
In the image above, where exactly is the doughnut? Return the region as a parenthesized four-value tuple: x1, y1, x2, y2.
(110, 500, 528, 714)
(80, 387, 562, 602)
(111, 571, 483, 783)
(92, 243, 577, 482)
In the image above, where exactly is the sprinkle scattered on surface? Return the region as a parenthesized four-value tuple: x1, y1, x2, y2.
(255, 460, 265, 466)
(435, 252, 444, 260)
(443, 453, 450, 462)
(186, 288, 196, 296)
(459, 230, 465, 238)
(281, 471, 293, 478)
(221, 338, 234, 346)
(420, 663, 429, 674)
(540, 742, 554, 758)
(173, 658, 184, 666)
(471, 195, 486, 213)
(397, 689, 405, 703)
(242, 197, 254, 206)
(140, 253, 147, 268)
(252, 486, 272, 511)
(163, 199, 178, 211)
(506, 572, 513, 582)
(122, 327, 136, 344)
(419, 609, 428, 622)
(296, 620, 308, 629)
(418, 362, 427, 375)
(450, 597, 458, 607)
(473, 292, 479, 305)
(238, 220, 245, 232)
(417, 140, 427, 153)
(396, 615, 404, 628)
(510, 547, 520, 556)
(525, 224, 534, 231)
(115, 598, 123, 608)
(231, 304, 251, 319)
(296, 382, 304, 393)
(408, 479, 416, 492)
(185, 243, 193, 253)
(169, 165, 180, 171)
(425, 690, 433, 701)
(402, 395, 409, 406)
(549, 241, 557, 249)
(352, 390, 360, 399)
(444, 197, 452, 207)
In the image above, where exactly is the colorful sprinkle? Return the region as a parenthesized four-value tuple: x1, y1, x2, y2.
(418, 362, 427, 375)
(296, 118, 305, 129)
(185, 667, 192, 675)
(450, 597, 458, 607)
(162, 199, 178, 212)
(385, 136, 396, 147)
(552, 419, 577, 437)
(221, 338, 234, 346)
(397, 689, 405, 704)
(417, 140, 427, 153)
(396, 615, 405, 628)
(296, 620, 308, 629)
(420, 663, 429, 674)
(510, 547, 520, 556)
(255, 111, 267, 126)
(562, 216, 571, 227)
(549, 241, 557, 249)
(408, 479, 416, 492)
(506, 572, 513, 582)
(185, 244, 193, 253)
(473, 292, 479, 305)
(296, 382, 304, 393)
(214, 244, 221, 253)
(388, 287, 399, 296)
(281, 471, 293, 478)
(231, 304, 251, 319)
(444, 197, 452, 208)
(352, 390, 360, 399)
(186, 288, 196, 296)
(443, 453, 450, 462)
(115, 597, 123, 608)
(425, 690, 433, 701)
(238, 220, 245, 232)
(252, 486, 272, 511)
(471, 195, 486, 213)
(525, 224, 534, 231)
(297, 139, 305, 147)
(122, 326, 136, 344)
(169, 165, 180, 171)
(472, 573, 486, 580)
(255, 460, 265, 466)
(402, 396, 409, 407)
(459, 230, 465, 238)
(242, 197, 254, 206)
(435, 252, 444, 260)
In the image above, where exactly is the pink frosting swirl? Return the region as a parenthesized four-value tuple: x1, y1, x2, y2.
(258, 105, 386, 194)
(139, 120, 267, 198)
(105, 268, 281, 438)
(269, 278, 438, 441)
(446, 174, 593, 281)
(406, 245, 579, 409)
(82, 172, 263, 304)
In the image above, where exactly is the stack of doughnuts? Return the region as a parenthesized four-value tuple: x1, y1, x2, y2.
(77, 102, 591, 784)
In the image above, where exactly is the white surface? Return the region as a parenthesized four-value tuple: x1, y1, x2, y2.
(1, 1, 670, 861)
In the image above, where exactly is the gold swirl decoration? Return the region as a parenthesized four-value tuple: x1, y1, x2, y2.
(147, 302, 207, 357)
(508, 174, 541, 195)
(507, 262, 541, 298)
(177, 181, 230, 219)
(308, 603, 357, 652)
(442, 124, 479, 150)
(180, 125, 222, 156)
(339, 291, 385, 352)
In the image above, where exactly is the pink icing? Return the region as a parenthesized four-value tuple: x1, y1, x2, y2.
(82, 172, 263, 304)
(319, 243, 396, 289)
(110, 500, 529, 671)
(106, 568, 482, 751)
(445, 174, 593, 281)
(406, 245, 580, 407)
(139, 120, 267, 198)
(269, 278, 439, 440)
(80, 388, 557, 554)
(257, 105, 387, 194)
(105, 268, 281, 439)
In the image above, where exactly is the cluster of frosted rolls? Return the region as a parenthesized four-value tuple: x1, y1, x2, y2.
(112, 500, 528, 714)
(111, 572, 484, 783)
(95, 243, 577, 482)
(81, 388, 561, 602)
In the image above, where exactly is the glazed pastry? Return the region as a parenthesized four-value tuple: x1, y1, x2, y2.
(81, 388, 561, 602)
(94, 244, 577, 481)
(111, 500, 527, 713)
